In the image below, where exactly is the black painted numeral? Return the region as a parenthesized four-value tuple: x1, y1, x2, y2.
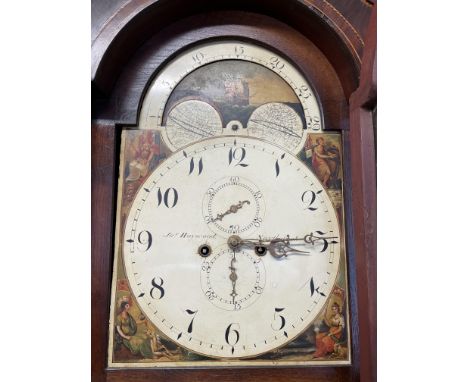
(302, 190, 317, 211)
(156, 187, 178, 208)
(228, 147, 248, 167)
(188, 157, 203, 175)
(271, 307, 286, 330)
(185, 309, 198, 333)
(309, 276, 326, 298)
(225, 323, 240, 346)
(309, 276, 315, 297)
(275, 153, 286, 177)
(314, 230, 339, 252)
(136, 230, 152, 251)
(150, 277, 165, 299)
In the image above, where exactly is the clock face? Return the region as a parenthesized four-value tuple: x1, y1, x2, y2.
(108, 38, 350, 367)
(138, 40, 322, 154)
(122, 136, 341, 358)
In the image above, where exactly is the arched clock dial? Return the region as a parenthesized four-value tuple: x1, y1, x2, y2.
(138, 40, 323, 154)
(122, 136, 341, 359)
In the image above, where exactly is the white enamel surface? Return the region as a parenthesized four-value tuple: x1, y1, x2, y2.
(138, 40, 322, 154)
(122, 136, 340, 359)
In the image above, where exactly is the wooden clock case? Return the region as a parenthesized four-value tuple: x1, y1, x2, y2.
(91, 1, 376, 381)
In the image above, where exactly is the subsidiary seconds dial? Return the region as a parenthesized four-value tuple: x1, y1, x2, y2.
(122, 136, 341, 359)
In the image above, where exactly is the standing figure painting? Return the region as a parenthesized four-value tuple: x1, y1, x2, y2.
(311, 137, 340, 188)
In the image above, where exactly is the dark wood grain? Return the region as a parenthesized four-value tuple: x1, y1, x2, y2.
(96, 11, 348, 132)
(92, 121, 117, 382)
(91, 0, 364, 98)
(106, 366, 352, 382)
(348, 5, 377, 382)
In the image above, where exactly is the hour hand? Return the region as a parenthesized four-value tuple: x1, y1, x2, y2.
(267, 238, 310, 259)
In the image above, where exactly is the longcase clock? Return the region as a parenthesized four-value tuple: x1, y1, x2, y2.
(92, 1, 376, 381)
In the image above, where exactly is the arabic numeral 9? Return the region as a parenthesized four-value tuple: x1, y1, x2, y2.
(137, 230, 152, 251)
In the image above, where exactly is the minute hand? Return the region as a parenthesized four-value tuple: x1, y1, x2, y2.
(235, 232, 339, 259)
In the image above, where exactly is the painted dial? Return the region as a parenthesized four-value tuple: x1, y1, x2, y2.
(122, 136, 340, 359)
(138, 40, 322, 154)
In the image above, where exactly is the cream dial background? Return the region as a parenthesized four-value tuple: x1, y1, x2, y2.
(122, 136, 340, 358)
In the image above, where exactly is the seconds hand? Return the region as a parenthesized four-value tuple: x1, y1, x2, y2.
(210, 200, 250, 223)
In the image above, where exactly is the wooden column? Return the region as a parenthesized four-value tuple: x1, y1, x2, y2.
(349, 4, 377, 382)
(91, 121, 117, 382)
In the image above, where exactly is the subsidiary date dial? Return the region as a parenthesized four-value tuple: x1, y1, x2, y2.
(122, 136, 341, 359)
(201, 247, 266, 311)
